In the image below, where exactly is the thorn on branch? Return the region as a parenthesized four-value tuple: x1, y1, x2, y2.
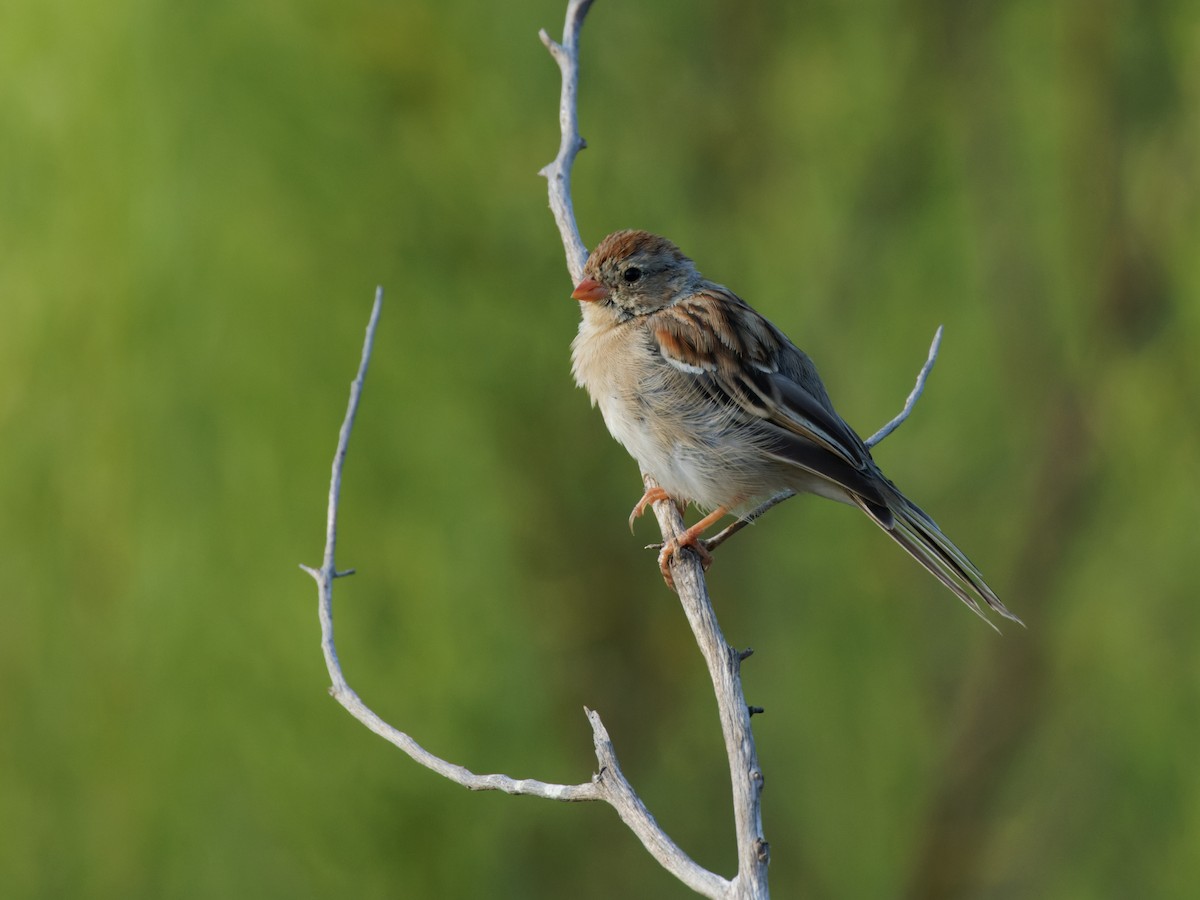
(738, 647, 755, 662)
(755, 839, 771, 864)
(748, 706, 765, 717)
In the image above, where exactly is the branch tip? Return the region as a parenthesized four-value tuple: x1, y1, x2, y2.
(866, 324, 944, 447)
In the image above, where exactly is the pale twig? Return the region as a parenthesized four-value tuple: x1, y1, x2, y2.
(645, 477, 771, 899)
(301, 288, 594, 799)
(300, 289, 726, 896)
(541, 2, 768, 896)
(701, 490, 796, 554)
(539, 0, 594, 284)
(866, 324, 943, 447)
(704, 325, 945, 552)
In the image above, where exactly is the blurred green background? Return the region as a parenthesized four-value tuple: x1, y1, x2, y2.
(3, 0, 1198, 896)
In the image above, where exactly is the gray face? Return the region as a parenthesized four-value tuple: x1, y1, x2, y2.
(584, 230, 700, 319)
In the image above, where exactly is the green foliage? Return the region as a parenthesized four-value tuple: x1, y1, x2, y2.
(2, 0, 1197, 897)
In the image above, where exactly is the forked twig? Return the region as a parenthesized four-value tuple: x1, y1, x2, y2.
(300, 288, 726, 896)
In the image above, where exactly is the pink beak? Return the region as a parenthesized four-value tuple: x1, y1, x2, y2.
(571, 278, 610, 303)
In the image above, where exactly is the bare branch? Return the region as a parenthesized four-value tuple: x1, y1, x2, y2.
(704, 324, 945, 550)
(304, 273, 723, 892)
(702, 490, 795, 554)
(866, 324, 944, 447)
(302, 289, 596, 801)
(540, 2, 765, 896)
(586, 709, 732, 899)
(648, 476, 770, 898)
(539, 0, 594, 283)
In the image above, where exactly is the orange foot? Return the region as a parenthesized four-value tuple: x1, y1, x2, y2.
(657, 506, 728, 590)
(628, 486, 674, 532)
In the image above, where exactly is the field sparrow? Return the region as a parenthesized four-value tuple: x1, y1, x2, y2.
(569, 229, 1021, 627)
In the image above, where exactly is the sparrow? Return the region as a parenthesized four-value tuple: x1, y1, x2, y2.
(569, 229, 1021, 627)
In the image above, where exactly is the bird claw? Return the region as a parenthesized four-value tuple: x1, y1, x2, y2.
(657, 535, 714, 590)
(628, 486, 673, 532)
(639, 503, 730, 589)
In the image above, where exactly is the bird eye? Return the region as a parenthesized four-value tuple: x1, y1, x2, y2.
(623, 267, 642, 284)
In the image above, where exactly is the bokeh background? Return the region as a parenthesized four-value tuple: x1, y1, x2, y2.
(4, 0, 1198, 897)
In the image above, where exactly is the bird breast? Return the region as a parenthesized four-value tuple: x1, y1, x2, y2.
(571, 313, 775, 512)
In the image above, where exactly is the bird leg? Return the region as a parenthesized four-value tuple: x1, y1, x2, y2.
(658, 505, 729, 589)
(628, 485, 678, 532)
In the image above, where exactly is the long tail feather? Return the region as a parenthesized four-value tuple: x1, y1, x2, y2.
(856, 491, 1023, 630)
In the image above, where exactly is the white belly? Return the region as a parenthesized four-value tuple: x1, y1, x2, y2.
(572, 310, 822, 514)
